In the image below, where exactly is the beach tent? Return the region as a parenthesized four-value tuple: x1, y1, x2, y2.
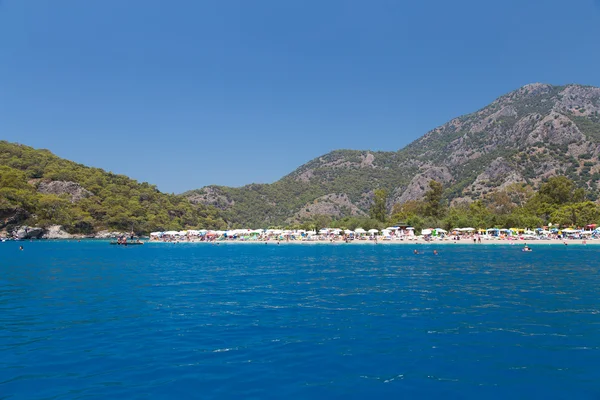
(562, 228, 579, 233)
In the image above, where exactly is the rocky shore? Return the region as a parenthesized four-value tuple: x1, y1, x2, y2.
(1, 225, 129, 240)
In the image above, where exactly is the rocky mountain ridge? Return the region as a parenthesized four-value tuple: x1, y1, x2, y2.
(184, 83, 600, 227)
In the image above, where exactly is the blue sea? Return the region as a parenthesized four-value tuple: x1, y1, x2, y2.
(1, 241, 600, 399)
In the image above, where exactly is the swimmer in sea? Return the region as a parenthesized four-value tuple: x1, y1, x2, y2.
(433, 250, 438, 255)
(19, 245, 23, 251)
(413, 249, 419, 255)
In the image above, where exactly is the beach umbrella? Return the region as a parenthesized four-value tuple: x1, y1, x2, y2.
(462, 227, 475, 231)
(368, 229, 379, 233)
(319, 229, 329, 234)
(344, 229, 354, 234)
(421, 228, 432, 235)
(355, 228, 366, 234)
(435, 228, 447, 233)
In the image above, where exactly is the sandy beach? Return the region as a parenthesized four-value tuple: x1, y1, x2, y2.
(148, 238, 597, 246)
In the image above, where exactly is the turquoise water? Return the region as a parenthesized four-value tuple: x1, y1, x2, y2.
(1, 241, 600, 399)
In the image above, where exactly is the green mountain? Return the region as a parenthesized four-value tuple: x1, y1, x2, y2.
(0, 141, 227, 234)
(184, 83, 600, 227)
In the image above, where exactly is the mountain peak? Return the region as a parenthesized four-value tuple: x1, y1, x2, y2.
(184, 84, 600, 227)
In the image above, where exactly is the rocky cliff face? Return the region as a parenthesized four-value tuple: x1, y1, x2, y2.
(12, 226, 44, 239)
(37, 181, 93, 202)
(184, 84, 600, 227)
(43, 225, 74, 239)
(0, 207, 30, 229)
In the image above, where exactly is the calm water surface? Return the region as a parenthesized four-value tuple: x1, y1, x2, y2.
(1, 241, 600, 399)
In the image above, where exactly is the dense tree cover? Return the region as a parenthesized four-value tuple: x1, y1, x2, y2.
(385, 177, 600, 232)
(0, 142, 227, 234)
(188, 150, 414, 228)
(291, 214, 385, 233)
(181, 85, 600, 227)
(369, 189, 388, 222)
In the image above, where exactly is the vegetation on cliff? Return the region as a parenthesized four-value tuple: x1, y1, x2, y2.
(4, 84, 600, 233)
(0, 141, 227, 234)
(185, 84, 600, 227)
(293, 176, 600, 233)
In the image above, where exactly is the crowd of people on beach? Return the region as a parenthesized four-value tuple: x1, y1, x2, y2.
(148, 226, 600, 244)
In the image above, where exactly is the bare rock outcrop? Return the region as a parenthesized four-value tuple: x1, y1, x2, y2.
(37, 181, 93, 202)
(13, 226, 44, 239)
(0, 207, 30, 229)
(360, 153, 375, 168)
(393, 167, 453, 204)
(186, 187, 235, 210)
(43, 225, 73, 239)
(467, 158, 525, 195)
(525, 112, 584, 146)
(293, 193, 366, 220)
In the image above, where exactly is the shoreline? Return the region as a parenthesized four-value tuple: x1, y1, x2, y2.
(144, 238, 595, 246)
(5, 238, 594, 246)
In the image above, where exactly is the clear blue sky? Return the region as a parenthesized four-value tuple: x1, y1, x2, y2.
(1, 0, 600, 193)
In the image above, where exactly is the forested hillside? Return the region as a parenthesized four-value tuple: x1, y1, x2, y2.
(0, 141, 227, 234)
(185, 83, 600, 227)
(4, 83, 600, 233)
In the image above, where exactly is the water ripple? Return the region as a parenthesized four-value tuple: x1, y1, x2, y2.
(1, 242, 600, 398)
